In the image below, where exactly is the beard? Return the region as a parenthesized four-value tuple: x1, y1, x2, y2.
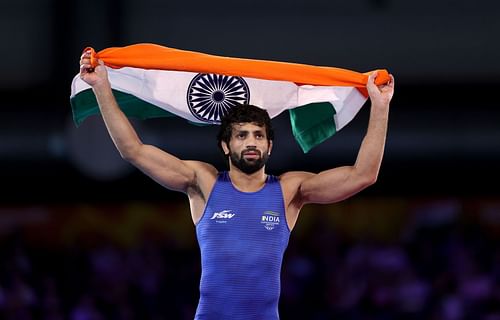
(229, 148, 269, 174)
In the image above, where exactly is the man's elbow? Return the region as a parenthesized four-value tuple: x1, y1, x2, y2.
(356, 171, 378, 189)
(119, 144, 142, 162)
(120, 151, 134, 162)
(363, 173, 378, 187)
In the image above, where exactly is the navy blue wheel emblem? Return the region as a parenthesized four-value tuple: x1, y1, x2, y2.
(187, 73, 250, 124)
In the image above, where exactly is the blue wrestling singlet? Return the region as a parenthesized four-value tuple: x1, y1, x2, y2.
(195, 171, 290, 320)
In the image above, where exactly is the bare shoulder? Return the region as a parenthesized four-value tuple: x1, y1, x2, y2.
(277, 171, 318, 229)
(182, 161, 219, 223)
(278, 171, 315, 202)
(279, 170, 315, 186)
(184, 160, 218, 175)
(183, 160, 218, 198)
(184, 160, 219, 186)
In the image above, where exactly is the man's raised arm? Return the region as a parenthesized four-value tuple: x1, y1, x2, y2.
(295, 71, 395, 205)
(79, 50, 216, 194)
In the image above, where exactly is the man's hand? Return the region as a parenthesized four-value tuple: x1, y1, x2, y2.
(366, 71, 395, 108)
(79, 50, 110, 89)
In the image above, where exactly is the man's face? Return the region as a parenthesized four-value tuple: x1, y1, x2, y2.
(223, 122, 272, 174)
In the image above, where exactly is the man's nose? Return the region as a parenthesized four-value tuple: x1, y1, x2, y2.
(244, 138, 257, 149)
(245, 136, 257, 146)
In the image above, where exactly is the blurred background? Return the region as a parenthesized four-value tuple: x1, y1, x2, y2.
(1, 0, 499, 319)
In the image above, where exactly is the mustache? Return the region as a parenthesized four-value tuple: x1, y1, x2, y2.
(241, 148, 261, 156)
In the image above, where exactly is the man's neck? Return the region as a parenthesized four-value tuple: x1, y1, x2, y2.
(228, 167, 267, 193)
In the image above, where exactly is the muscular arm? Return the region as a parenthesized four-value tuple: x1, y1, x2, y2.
(295, 72, 395, 205)
(79, 52, 217, 195)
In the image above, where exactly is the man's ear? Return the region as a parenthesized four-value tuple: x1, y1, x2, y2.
(268, 140, 273, 155)
(221, 141, 230, 156)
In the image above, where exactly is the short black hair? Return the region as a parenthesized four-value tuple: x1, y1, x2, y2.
(217, 104, 274, 154)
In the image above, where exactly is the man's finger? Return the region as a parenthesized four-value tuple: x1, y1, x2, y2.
(80, 63, 92, 70)
(79, 64, 95, 75)
(80, 58, 91, 65)
(368, 71, 378, 84)
(366, 72, 380, 94)
(388, 74, 395, 87)
(80, 51, 91, 60)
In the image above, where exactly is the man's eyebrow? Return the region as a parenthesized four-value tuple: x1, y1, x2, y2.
(251, 129, 265, 135)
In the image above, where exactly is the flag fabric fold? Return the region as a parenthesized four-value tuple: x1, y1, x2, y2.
(70, 43, 389, 153)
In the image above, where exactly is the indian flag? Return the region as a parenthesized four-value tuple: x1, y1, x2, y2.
(70, 43, 389, 153)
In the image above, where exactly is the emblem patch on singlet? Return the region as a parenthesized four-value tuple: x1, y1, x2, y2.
(186, 73, 250, 124)
(261, 211, 281, 230)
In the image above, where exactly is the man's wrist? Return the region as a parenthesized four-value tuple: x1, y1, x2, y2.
(371, 102, 390, 112)
(92, 80, 112, 95)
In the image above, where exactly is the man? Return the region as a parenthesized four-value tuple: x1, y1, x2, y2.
(79, 50, 394, 319)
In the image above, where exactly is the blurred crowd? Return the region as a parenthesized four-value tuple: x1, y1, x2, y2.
(0, 200, 499, 320)
(280, 218, 500, 320)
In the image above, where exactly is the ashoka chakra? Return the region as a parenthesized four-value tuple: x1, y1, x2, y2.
(187, 73, 250, 124)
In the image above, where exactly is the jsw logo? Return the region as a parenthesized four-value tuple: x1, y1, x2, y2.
(210, 210, 235, 220)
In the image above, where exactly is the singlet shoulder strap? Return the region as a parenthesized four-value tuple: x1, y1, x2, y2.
(218, 171, 230, 182)
(266, 174, 279, 184)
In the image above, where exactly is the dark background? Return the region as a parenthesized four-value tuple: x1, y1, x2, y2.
(2, 0, 499, 201)
(1, 1, 500, 319)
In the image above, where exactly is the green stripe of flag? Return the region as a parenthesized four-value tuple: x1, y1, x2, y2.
(70, 89, 175, 126)
(289, 102, 337, 153)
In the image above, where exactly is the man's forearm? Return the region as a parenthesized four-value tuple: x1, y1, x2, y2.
(353, 103, 389, 182)
(92, 83, 142, 159)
